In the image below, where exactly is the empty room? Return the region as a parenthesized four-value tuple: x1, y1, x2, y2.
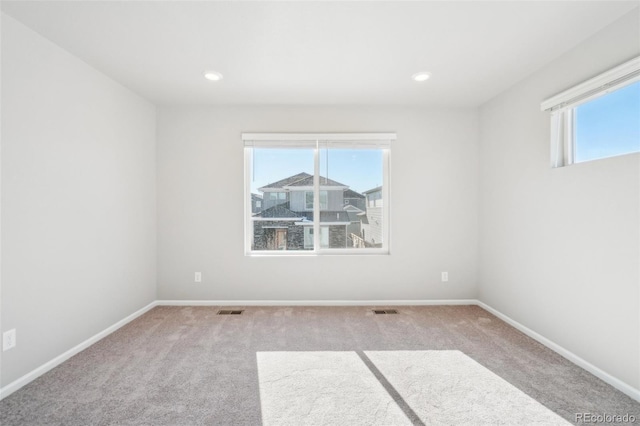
(1, 1, 639, 425)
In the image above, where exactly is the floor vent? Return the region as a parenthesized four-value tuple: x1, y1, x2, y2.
(217, 310, 244, 315)
(373, 309, 398, 315)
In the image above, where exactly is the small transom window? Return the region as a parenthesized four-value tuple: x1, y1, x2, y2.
(542, 56, 640, 167)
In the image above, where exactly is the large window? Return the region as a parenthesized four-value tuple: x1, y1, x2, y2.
(244, 133, 393, 255)
(542, 56, 639, 167)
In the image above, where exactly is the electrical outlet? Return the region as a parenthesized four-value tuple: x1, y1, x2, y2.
(3, 329, 16, 351)
(441, 272, 449, 282)
(195, 272, 202, 283)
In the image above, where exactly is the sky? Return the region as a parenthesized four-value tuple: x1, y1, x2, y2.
(575, 80, 640, 163)
(250, 148, 383, 194)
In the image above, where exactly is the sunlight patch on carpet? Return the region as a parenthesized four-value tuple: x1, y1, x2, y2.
(257, 350, 570, 425)
(257, 351, 412, 426)
(365, 350, 570, 425)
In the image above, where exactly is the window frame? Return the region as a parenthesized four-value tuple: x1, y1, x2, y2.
(542, 56, 640, 167)
(243, 133, 393, 256)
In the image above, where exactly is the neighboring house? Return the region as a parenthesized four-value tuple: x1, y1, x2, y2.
(344, 204, 365, 247)
(251, 193, 263, 214)
(252, 172, 364, 250)
(359, 186, 383, 248)
(343, 189, 366, 210)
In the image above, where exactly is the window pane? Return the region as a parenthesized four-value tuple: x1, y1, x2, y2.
(250, 148, 314, 251)
(575, 81, 640, 163)
(304, 227, 313, 249)
(305, 191, 328, 210)
(320, 191, 328, 210)
(305, 192, 313, 210)
(320, 226, 329, 248)
(303, 226, 329, 249)
(319, 147, 385, 249)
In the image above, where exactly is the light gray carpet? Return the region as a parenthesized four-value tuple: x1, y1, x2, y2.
(0, 305, 638, 425)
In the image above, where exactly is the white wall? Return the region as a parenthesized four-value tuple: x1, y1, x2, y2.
(479, 10, 640, 391)
(157, 106, 478, 301)
(1, 14, 157, 387)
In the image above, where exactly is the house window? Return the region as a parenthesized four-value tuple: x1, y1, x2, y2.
(366, 189, 382, 207)
(542, 56, 640, 167)
(304, 226, 329, 249)
(244, 133, 393, 255)
(305, 191, 328, 210)
(267, 192, 287, 202)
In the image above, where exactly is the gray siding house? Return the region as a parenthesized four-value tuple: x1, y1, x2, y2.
(252, 172, 364, 250)
(250, 193, 263, 214)
(343, 189, 366, 210)
(360, 186, 383, 248)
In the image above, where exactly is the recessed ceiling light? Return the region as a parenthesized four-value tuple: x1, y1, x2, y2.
(412, 72, 431, 82)
(204, 71, 223, 81)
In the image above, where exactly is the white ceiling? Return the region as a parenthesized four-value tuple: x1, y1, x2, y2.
(2, 1, 637, 107)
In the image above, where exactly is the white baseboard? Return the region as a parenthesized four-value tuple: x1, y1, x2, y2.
(476, 301, 640, 403)
(0, 301, 157, 400)
(156, 299, 477, 307)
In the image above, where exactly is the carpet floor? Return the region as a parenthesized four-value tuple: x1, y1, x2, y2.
(0, 305, 638, 425)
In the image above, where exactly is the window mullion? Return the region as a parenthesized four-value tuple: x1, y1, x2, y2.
(244, 147, 252, 254)
(566, 108, 575, 166)
(382, 148, 390, 253)
(313, 141, 320, 252)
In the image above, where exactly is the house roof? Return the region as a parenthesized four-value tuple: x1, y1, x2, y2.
(254, 203, 300, 218)
(363, 186, 382, 194)
(256, 205, 358, 224)
(259, 172, 349, 191)
(344, 204, 364, 214)
(343, 189, 365, 199)
(259, 172, 312, 190)
(284, 175, 348, 188)
(345, 211, 363, 222)
(251, 193, 263, 201)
